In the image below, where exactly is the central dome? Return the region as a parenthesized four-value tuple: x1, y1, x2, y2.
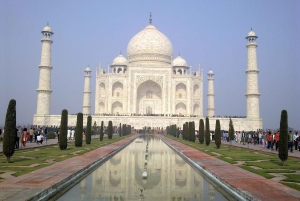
(127, 24, 173, 64)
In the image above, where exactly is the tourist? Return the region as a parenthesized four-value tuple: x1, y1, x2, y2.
(56, 128, 60, 143)
(275, 131, 280, 151)
(29, 127, 34, 143)
(288, 131, 293, 153)
(71, 128, 75, 140)
(21, 128, 28, 147)
(37, 134, 43, 145)
(67, 128, 71, 140)
(267, 132, 273, 150)
(261, 132, 265, 148)
(294, 132, 298, 151)
(15, 127, 20, 149)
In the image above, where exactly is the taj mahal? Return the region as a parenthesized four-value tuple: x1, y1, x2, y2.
(33, 17, 263, 131)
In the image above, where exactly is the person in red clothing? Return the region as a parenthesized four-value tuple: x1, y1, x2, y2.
(267, 132, 273, 150)
(275, 131, 280, 151)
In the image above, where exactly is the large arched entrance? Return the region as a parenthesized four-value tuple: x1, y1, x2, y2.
(136, 80, 162, 115)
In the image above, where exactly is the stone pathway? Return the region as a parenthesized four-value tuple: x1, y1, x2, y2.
(160, 135, 300, 201)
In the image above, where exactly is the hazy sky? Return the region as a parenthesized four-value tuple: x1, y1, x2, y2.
(0, 1, 299, 130)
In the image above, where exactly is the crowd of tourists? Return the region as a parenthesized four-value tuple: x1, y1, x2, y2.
(221, 130, 300, 152)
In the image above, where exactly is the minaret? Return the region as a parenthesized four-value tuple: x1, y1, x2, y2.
(207, 70, 215, 117)
(36, 24, 53, 115)
(83, 67, 92, 115)
(245, 29, 260, 119)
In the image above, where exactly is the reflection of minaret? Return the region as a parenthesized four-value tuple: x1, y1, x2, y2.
(83, 67, 92, 114)
(80, 177, 87, 200)
(207, 70, 215, 117)
(209, 183, 215, 200)
(36, 24, 53, 115)
(245, 29, 260, 119)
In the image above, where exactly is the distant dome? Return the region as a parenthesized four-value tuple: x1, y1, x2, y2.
(208, 70, 214, 75)
(85, 67, 91, 71)
(42, 25, 52, 32)
(248, 30, 256, 37)
(127, 24, 173, 64)
(112, 54, 128, 66)
(172, 56, 187, 67)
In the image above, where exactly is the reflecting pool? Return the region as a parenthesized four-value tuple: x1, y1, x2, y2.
(57, 136, 229, 201)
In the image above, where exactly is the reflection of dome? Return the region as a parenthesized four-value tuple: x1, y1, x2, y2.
(172, 56, 187, 67)
(112, 54, 128, 66)
(248, 30, 256, 37)
(42, 25, 52, 32)
(127, 24, 173, 64)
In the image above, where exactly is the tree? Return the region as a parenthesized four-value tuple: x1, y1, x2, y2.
(205, 117, 210, 146)
(93, 121, 97, 139)
(279, 110, 288, 165)
(119, 123, 121, 137)
(185, 122, 189, 140)
(228, 118, 235, 146)
(215, 119, 221, 148)
(86, 116, 92, 144)
(100, 121, 104, 141)
(3, 99, 16, 163)
(199, 119, 204, 144)
(59, 109, 68, 150)
(177, 127, 180, 138)
(75, 113, 83, 147)
(108, 121, 113, 139)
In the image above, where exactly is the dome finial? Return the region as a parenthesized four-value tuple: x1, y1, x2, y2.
(251, 27, 252, 31)
(178, 52, 180, 56)
(149, 12, 152, 24)
(47, 22, 49, 26)
(120, 50, 122, 55)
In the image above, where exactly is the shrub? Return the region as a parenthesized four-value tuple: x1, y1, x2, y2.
(205, 117, 210, 145)
(3, 99, 16, 163)
(47, 132, 56, 139)
(108, 121, 113, 139)
(279, 110, 288, 165)
(59, 109, 68, 150)
(100, 121, 104, 141)
(199, 119, 204, 144)
(75, 113, 83, 147)
(86, 116, 92, 144)
(215, 119, 221, 148)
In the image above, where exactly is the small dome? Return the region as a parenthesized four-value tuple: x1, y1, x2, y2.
(208, 70, 214, 75)
(85, 67, 91, 71)
(112, 54, 128, 66)
(172, 56, 187, 67)
(248, 30, 256, 37)
(42, 25, 52, 32)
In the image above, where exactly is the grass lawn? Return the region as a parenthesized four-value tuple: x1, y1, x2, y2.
(0, 135, 132, 181)
(165, 135, 300, 191)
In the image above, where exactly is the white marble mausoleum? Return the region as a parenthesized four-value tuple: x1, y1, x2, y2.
(33, 19, 263, 131)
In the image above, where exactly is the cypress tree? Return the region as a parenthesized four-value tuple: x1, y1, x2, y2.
(205, 117, 210, 145)
(279, 110, 288, 165)
(108, 121, 113, 139)
(184, 122, 188, 140)
(174, 125, 177, 137)
(129, 125, 131, 134)
(177, 127, 180, 138)
(199, 119, 204, 144)
(100, 121, 104, 141)
(75, 113, 83, 147)
(228, 118, 235, 146)
(119, 123, 121, 137)
(86, 115, 92, 144)
(59, 109, 68, 150)
(188, 122, 193, 141)
(3, 99, 16, 163)
(215, 119, 221, 148)
(192, 121, 195, 142)
(182, 124, 185, 140)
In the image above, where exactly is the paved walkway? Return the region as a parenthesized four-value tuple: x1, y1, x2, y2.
(220, 140, 300, 158)
(0, 134, 138, 201)
(160, 135, 300, 201)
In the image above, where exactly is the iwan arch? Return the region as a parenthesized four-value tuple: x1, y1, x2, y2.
(33, 18, 262, 131)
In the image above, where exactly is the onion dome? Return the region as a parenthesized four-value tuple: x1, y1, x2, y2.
(172, 55, 187, 67)
(208, 69, 214, 75)
(248, 30, 256, 37)
(42, 25, 52, 33)
(127, 24, 173, 64)
(112, 54, 128, 66)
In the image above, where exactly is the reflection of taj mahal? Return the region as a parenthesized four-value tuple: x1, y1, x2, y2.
(63, 138, 219, 200)
(33, 17, 262, 131)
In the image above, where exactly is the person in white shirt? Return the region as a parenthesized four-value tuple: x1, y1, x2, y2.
(37, 134, 43, 144)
